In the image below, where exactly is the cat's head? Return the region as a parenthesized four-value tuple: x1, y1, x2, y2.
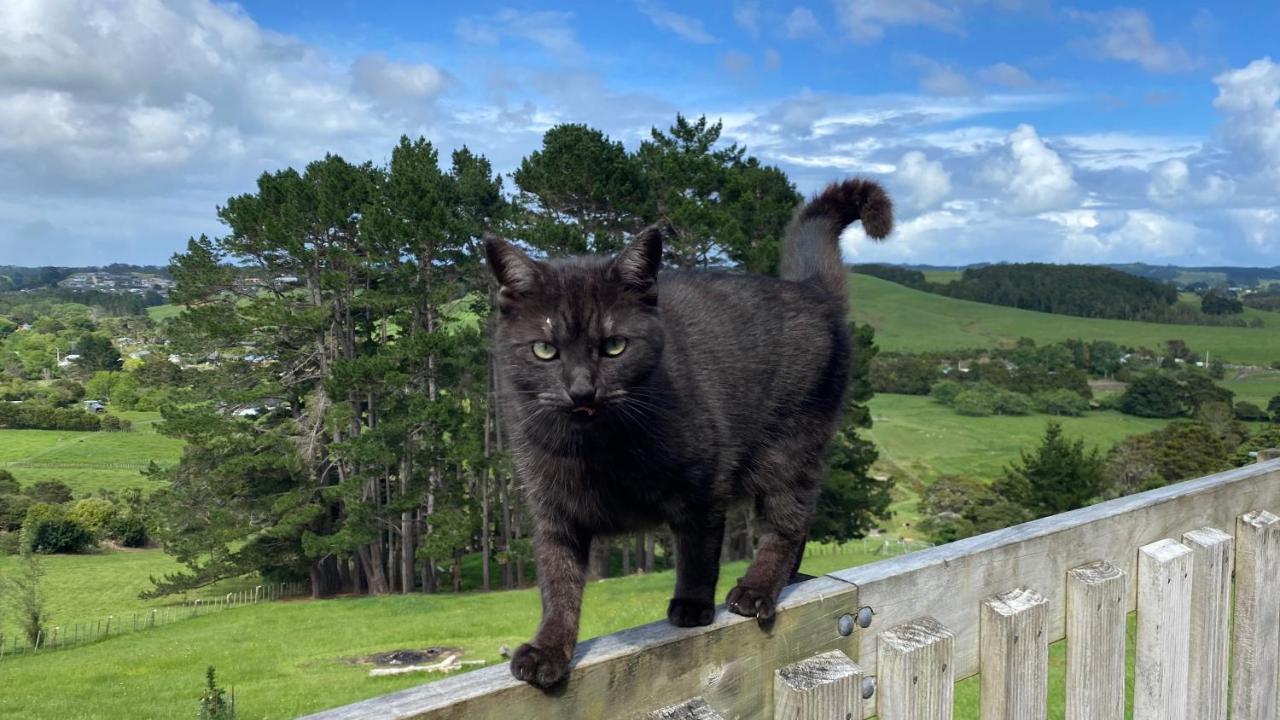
(485, 229, 665, 429)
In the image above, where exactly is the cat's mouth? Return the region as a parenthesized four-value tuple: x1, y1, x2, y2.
(570, 406, 597, 418)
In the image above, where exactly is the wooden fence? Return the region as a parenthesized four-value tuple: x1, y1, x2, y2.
(303, 450, 1280, 720)
(0, 580, 309, 660)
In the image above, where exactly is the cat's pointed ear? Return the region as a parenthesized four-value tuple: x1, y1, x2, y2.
(610, 225, 663, 294)
(484, 234, 541, 296)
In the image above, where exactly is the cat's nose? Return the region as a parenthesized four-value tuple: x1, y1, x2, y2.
(568, 378, 595, 407)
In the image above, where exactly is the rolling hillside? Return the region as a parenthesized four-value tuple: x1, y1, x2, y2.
(850, 273, 1280, 365)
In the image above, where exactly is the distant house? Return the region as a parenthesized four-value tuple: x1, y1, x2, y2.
(58, 353, 81, 368)
(83, 400, 106, 413)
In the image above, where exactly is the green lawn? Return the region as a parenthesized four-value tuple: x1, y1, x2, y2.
(0, 411, 182, 496)
(850, 273, 1280, 366)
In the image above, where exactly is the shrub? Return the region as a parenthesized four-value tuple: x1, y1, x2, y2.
(0, 402, 102, 430)
(991, 389, 1034, 416)
(67, 498, 117, 535)
(23, 480, 73, 505)
(23, 503, 94, 554)
(953, 389, 996, 416)
(930, 379, 964, 406)
(1033, 389, 1090, 417)
(108, 515, 149, 547)
(1235, 401, 1271, 422)
(199, 666, 237, 720)
(0, 493, 32, 532)
(1119, 373, 1191, 418)
(0, 531, 21, 555)
(100, 414, 132, 432)
(0, 468, 19, 494)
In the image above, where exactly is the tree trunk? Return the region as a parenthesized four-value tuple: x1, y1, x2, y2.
(622, 539, 631, 576)
(359, 544, 389, 595)
(400, 456, 414, 594)
(634, 533, 645, 574)
(482, 407, 492, 592)
(644, 532, 655, 573)
(452, 551, 463, 593)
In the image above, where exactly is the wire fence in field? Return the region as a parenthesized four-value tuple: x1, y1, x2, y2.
(0, 580, 310, 661)
(803, 536, 934, 558)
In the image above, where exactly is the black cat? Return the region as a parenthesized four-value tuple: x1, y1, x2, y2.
(486, 178, 893, 689)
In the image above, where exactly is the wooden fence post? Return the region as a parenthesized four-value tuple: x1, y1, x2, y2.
(774, 649, 863, 720)
(878, 616, 954, 720)
(1231, 510, 1280, 720)
(1066, 560, 1127, 720)
(1257, 448, 1280, 463)
(980, 587, 1048, 720)
(1182, 527, 1233, 720)
(1134, 539, 1193, 720)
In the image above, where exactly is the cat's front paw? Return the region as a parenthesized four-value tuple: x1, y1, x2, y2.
(726, 583, 777, 627)
(667, 597, 715, 627)
(510, 643, 570, 689)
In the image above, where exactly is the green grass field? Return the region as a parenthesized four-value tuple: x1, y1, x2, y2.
(0, 549, 261, 645)
(865, 393, 1173, 539)
(1224, 370, 1280, 408)
(0, 411, 182, 496)
(145, 304, 183, 321)
(850, 273, 1280, 366)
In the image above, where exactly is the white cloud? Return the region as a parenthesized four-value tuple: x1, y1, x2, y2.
(785, 7, 823, 39)
(1070, 8, 1197, 73)
(834, 0, 963, 43)
(909, 56, 976, 96)
(1212, 57, 1280, 185)
(734, 2, 761, 36)
(977, 63, 1033, 89)
(454, 9, 581, 55)
(1228, 208, 1280, 254)
(985, 124, 1078, 213)
(636, 1, 717, 44)
(764, 49, 782, 70)
(893, 151, 951, 213)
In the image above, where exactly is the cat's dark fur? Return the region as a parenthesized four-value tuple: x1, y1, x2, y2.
(486, 178, 893, 689)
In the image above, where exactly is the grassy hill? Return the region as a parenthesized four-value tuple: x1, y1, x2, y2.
(0, 411, 182, 495)
(850, 273, 1280, 365)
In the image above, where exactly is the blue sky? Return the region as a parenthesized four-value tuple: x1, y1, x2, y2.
(2, 1, 1279, 267)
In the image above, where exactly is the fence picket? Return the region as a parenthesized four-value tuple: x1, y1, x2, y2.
(1230, 510, 1280, 720)
(1182, 527, 1233, 720)
(878, 616, 954, 720)
(1134, 539, 1193, 720)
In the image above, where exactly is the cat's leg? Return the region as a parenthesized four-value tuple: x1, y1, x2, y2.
(726, 469, 818, 625)
(510, 523, 591, 689)
(667, 513, 725, 627)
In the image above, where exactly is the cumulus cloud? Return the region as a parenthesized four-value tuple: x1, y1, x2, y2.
(636, 1, 717, 44)
(764, 49, 782, 70)
(834, 0, 963, 43)
(908, 56, 976, 96)
(1212, 57, 1280, 185)
(1070, 8, 1198, 73)
(785, 7, 823, 40)
(984, 124, 1078, 213)
(723, 51, 752, 75)
(893, 151, 951, 213)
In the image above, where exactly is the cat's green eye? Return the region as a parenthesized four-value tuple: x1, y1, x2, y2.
(602, 336, 628, 357)
(532, 341, 558, 361)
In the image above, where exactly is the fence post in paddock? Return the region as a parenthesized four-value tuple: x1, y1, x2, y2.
(1066, 561, 1126, 720)
(980, 587, 1048, 720)
(1182, 527, 1233, 720)
(774, 649, 864, 720)
(1230, 510, 1280, 720)
(1134, 539, 1193, 720)
(644, 697, 725, 719)
(877, 616, 954, 720)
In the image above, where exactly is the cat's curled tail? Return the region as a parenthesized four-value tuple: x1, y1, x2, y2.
(780, 178, 893, 300)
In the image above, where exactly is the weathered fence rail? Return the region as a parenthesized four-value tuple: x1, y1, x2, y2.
(304, 453, 1280, 720)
